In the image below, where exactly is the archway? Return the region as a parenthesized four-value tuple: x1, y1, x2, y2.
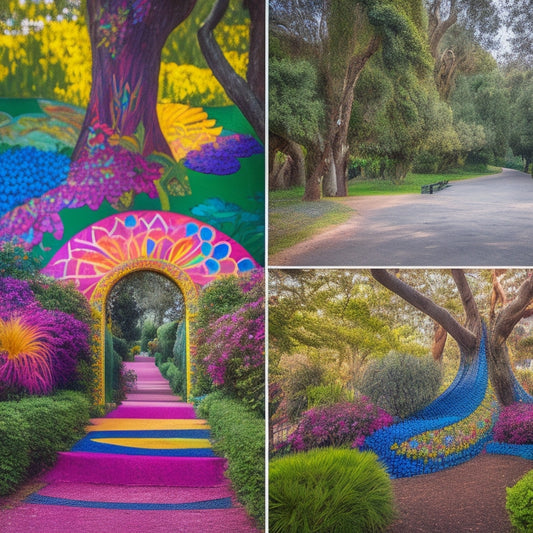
(91, 258, 198, 405)
(41, 210, 259, 406)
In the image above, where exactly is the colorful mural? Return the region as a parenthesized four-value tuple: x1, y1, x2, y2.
(42, 211, 258, 298)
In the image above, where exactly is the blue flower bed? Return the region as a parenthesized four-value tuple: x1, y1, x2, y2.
(0, 146, 70, 216)
(363, 331, 498, 478)
(485, 441, 533, 460)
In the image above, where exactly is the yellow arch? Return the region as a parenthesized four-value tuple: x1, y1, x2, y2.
(89, 258, 199, 407)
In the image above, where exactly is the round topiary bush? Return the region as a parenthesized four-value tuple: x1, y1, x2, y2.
(270, 448, 394, 533)
(506, 469, 533, 532)
(359, 351, 442, 419)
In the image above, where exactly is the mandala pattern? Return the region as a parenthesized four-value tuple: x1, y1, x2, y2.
(42, 211, 258, 299)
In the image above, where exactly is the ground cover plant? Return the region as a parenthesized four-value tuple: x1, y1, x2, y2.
(196, 391, 265, 528)
(506, 469, 533, 533)
(269, 447, 394, 533)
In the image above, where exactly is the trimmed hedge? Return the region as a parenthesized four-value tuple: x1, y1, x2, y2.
(0, 390, 90, 495)
(196, 392, 265, 527)
(156, 321, 179, 364)
(506, 469, 533, 532)
(269, 448, 394, 533)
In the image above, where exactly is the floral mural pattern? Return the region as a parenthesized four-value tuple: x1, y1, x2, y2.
(42, 211, 258, 299)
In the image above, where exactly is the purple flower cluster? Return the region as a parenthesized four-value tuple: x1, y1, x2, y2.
(184, 134, 264, 175)
(286, 399, 394, 452)
(0, 277, 38, 318)
(493, 403, 533, 445)
(68, 145, 162, 209)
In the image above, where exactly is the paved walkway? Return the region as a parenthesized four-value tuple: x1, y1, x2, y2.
(1, 357, 259, 532)
(270, 169, 533, 267)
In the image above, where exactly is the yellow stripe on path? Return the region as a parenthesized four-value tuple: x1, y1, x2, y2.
(86, 418, 209, 432)
(91, 437, 213, 449)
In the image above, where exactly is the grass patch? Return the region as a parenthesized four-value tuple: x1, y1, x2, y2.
(269, 193, 354, 256)
(348, 165, 502, 196)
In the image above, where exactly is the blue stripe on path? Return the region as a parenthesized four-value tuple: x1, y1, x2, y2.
(25, 494, 233, 511)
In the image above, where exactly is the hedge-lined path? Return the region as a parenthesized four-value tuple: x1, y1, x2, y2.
(387, 453, 532, 532)
(1, 356, 259, 532)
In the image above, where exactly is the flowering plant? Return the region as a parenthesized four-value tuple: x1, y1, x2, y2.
(285, 398, 394, 453)
(493, 403, 533, 445)
(195, 270, 264, 412)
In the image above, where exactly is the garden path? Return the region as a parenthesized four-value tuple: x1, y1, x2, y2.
(0, 356, 259, 532)
(387, 453, 532, 532)
(270, 168, 533, 267)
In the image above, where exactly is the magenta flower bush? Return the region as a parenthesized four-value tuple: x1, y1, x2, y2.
(195, 269, 265, 412)
(285, 398, 394, 453)
(0, 276, 91, 395)
(493, 403, 533, 445)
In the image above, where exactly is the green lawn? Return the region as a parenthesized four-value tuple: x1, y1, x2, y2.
(269, 195, 354, 256)
(347, 165, 502, 195)
(269, 166, 502, 256)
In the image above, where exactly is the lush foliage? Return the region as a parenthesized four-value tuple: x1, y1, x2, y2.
(359, 351, 442, 418)
(30, 277, 92, 325)
(0, 239, 41, 279)
(196, 392, 265, 527)
(493, 403, 533, 445)
(281, 399, 393, 453)
(269, 447, 394, 533)
(506, 469, 533, 533)
(140, 319, 158, 352)
(156, 321, 179, 364)
(194, 270, 264, 413)
(0, 390, 90, 496)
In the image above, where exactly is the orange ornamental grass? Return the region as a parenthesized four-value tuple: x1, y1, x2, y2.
(0, 315, 53, 394)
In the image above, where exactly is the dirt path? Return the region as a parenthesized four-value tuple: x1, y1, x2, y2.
(387, 453, 532, 533)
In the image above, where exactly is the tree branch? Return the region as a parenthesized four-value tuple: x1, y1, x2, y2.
(370, 269, 478, 352)
(451, 269, 482, 336)
(198, 0, 264, 142)
(493, 272, 533, 343)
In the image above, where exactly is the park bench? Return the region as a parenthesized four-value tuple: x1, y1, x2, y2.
(421, 180, 449, 194)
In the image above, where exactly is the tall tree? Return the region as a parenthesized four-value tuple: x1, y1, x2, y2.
(370, 268, 533, 406)
(72, 0, 197, 161)
(270, 0, 431, 200)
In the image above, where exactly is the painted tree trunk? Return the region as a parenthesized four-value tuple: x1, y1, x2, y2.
(72, 0, 197, 162)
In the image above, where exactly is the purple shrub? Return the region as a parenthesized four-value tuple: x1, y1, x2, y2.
(0, 277, 39, 318)
(286, 398, 394, 452)
(38, 309, 91, 388)
(493, 403, 533, 445)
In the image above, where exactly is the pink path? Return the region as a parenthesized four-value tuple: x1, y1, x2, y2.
(0, 356, 261, 532)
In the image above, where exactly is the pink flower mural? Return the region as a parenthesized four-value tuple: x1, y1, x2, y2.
(42, 211, 258, 299)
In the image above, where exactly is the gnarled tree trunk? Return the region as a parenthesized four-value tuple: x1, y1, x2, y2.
(73, 0, 197, 162)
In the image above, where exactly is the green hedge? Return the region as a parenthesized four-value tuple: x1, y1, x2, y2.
(197, 392, 265, 527)
(507, 469, 533, 532)
(0, 390, 90, 495)
(156, 321, 179, 364)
